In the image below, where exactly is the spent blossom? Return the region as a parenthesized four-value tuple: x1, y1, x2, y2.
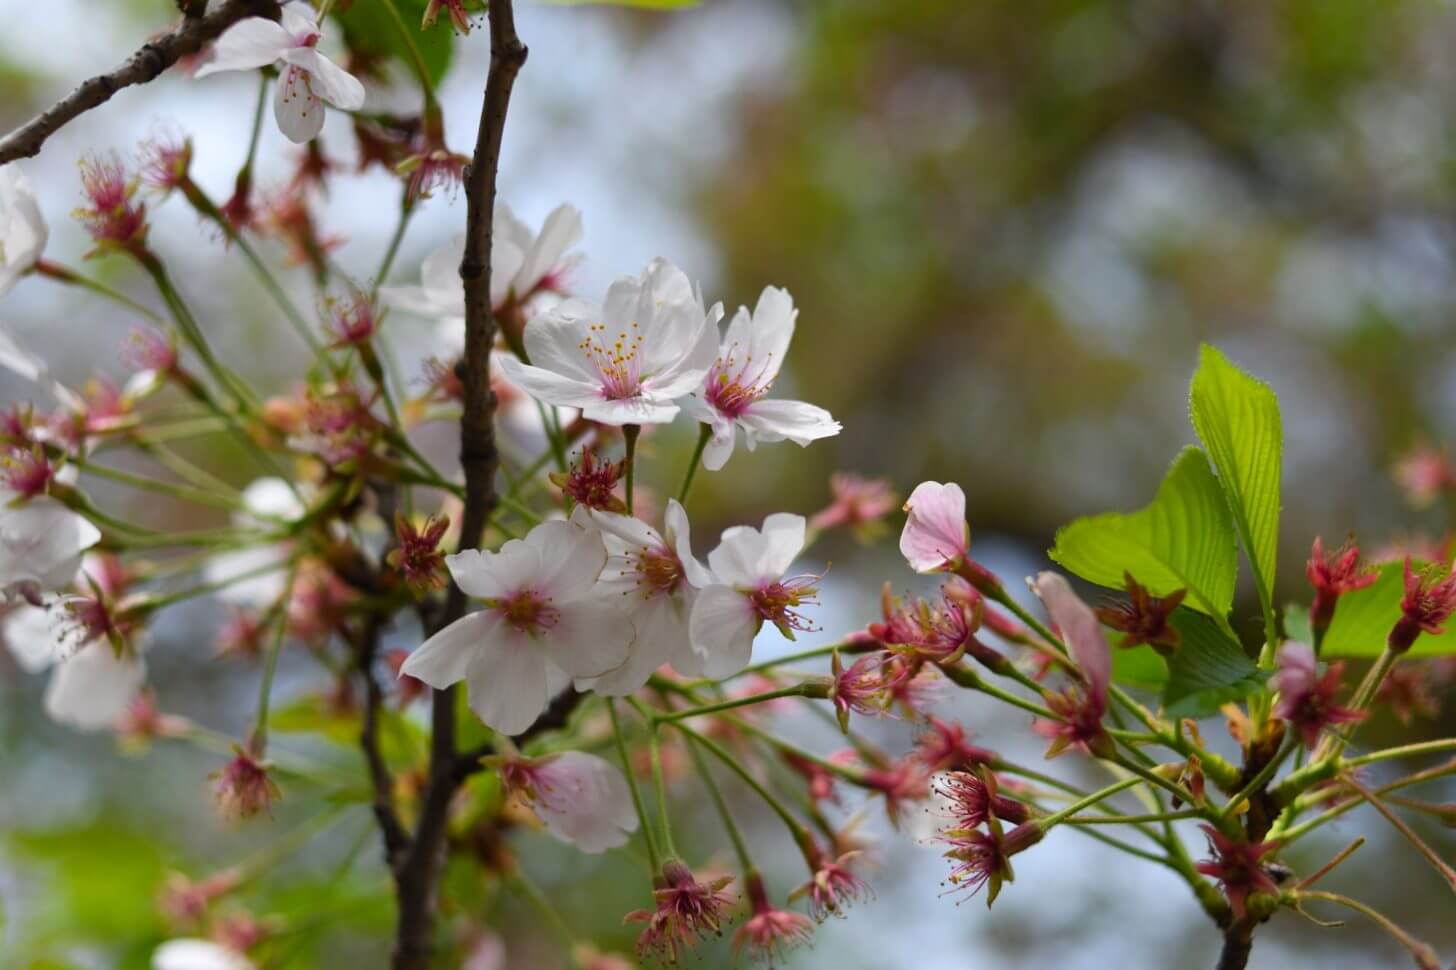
(791, 846, 869, 920)
(387, 514, 451, 593)
(75, 153, 148, 254)
(195, 3, 366, 143)
(1030, 572, 1113, 758)
(1389, 557, 1456, 653)
(400, 516, 632, 733)
(1195, 826, 1282, 920)
(625, 860, 734, 963)
(734, 873, 814, 963)
(830, 650, 907, 730)
(914, 716, 995, 772)
(1271, 641, 1365, 749)
(551, 449, 626, 513)
(1305, 537, 1376, 640)
(213, 746, 280, 819)
(1094, 572, 1185, 655)
(939, 820, 1043, 905)
(808, 473, 898, 541)
(423, 0, 472, 33)
(685, 285, 840, 470)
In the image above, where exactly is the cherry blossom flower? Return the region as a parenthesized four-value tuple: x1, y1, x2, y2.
(791, 845, 869, 920)
(3, 597, 145, 730)
(400, 516, 632, 733)
(0, 165, 47, 295)
(914, 717, 995, 772)
(497, 258, 721, 426)
(0, 487, 99, 601)
(499, 750, 638, 852)
(734, 873, 814, 962)
(213, 746, 280, 819)
(1195, 825, 1282, 920)
(1094, 572, 1185, 654)
(625, 860, 734, 963)
(939, 820, 1043, 904)
(899, 481, 969, 573)
(386, 514, 450, 593)
(152, 938, 255, 970)
(1271, 641, 1364, 749)
(582, 500, 713, 693)
(380, 203, 583, 339)
(689, 512, 817, 677)
(195, 3, 366, 143)
(860, 756, 932, 826)
(684, 286, 840, 471)
(829, 650, 907, 730)
(1389, 557, 1456, 653)
(423, 0, 472, 34)
(935, 770, 1029, 830)
(75, 153, 148, 254)
(870, 582, 978, 665)
(1376, 662, 1443, 725)
(1306, 536, 1376, 638)
(552, 449, 627, 513)
(1394, 444, 1453, 508)
(808, 473, 898, 541)
(203, 477, 305, 609)
(1030, 572, 1113, 758)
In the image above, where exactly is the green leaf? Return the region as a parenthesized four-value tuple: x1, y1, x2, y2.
(1110, 642, 1168, 690)
(1163, 610, 1268, 718)
(1283, 602, 1312, 645)
(1189, 344, 1283, 631)
(1321, 560, 1456, 657)
(336, 0, 454, 88)
(1050, 446, 1238, 620)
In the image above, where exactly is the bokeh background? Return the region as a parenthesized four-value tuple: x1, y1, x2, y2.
(2, 0, 1456, 967)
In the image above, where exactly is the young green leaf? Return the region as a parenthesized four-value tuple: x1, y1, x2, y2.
(1321, 560, 1456, 657)
(1111, 642, 1168, 691)
(336, 0, 455, 89)
(1050, 446, 1238, 621)
(1189, 344, 1282, 638)
(1162, 610, 1267, 718)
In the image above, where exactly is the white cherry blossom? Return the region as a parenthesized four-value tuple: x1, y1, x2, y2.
(502, 750, 639, 853)
(195, 3, 365, 143)
(3, 597, 145, 731)
(581, 499, 713, 694)
(153, 939, 255, 970)
(380, 203, 584, 343)
(685, 286, 840, 471)
(400, 516, 633, 734)
(0, 165, 47, 296)
(689, 512, 817, 678)
(497, 258, 721, 426)
(0, 490, 101, 600)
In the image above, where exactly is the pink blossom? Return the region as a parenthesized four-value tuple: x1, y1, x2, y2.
(1272, 642, 1365, 749)
(1390, 557, 1456, 653)
(625, 860, 735, 963)
(808, 473, 898, 540)
(734, 873, 814, 963)
(1195, 825, 1282, 920)
(899, 481, 969, 573)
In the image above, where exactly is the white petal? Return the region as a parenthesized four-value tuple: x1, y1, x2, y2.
(45, 644, 145, 731)
(153, 938, 255, 970)
(520, 303, 599, 382)
(0, 166, 48, 276)
(0, 328, 47, 383)
(529, 518, 606, 599)
(531, 751, 637, 853)
(541, 601, 632, 679)
(240, 477, 305, 522)
(758, 512, 807, 577)
(0, 499, 102, 593)
(514, 203, 583, 295)
(273, 64, 326, 142)
(581, 595, 683, 696)
(740, 398, 841, 446)
(706, 526, 769, 588)
(193, 18, 290, 77)
(445, 543, 526, 600)
(496, 354, 603, 410)
(465, 633, 548, 734)
(699, 420, 737, 472)
(688, 584, 759, 678)
(422, 234, 467, 300)
(202, 547, 288, 608)
(284, 48, 365, 110)
(2, 603, 67, 672)
(278, 1, 320, 35)
(400, 610, 496, 689)
(744, 285, 797, 379)
(580, 396, 679, 426)
(664, 499, 713, 588)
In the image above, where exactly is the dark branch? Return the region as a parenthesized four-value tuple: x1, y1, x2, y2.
(389, 1, 527, 966)
(0, 0, 281, 166)
(350, 619, 410, 868)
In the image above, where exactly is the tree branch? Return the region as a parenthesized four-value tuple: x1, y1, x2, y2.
(389, 1, 527, 966)
(0, 0, 282, 166)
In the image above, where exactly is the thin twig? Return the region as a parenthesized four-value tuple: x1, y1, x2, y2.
(0, 0, 282, 164)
